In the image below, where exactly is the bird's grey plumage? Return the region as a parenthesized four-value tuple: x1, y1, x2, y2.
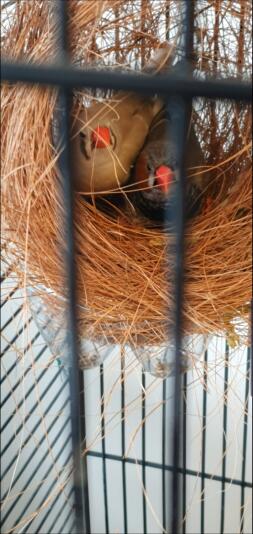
(131, 108, 206, 224)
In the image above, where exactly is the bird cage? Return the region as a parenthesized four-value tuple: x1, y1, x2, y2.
(1, 1, 252, 533)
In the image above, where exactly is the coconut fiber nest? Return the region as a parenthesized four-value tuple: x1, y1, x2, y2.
(1, 1, 252, 368)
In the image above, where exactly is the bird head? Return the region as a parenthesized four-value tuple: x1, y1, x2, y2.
(153, 165, 174, 193)
(78, 124, 115, 159)
(70, 91, 166, 194)
(135, 152, 175, 195)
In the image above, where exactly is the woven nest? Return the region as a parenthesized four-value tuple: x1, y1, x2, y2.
(1, 1, 252, 367)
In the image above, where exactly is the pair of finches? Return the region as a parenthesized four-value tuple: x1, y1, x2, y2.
(70, 43, 206, 221)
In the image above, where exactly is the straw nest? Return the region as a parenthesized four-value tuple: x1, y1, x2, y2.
(1, 1, 252, 361)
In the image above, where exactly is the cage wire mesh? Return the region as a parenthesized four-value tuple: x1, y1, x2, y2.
(1, 272, 252, 533)
(1, 0, 252, 356)
(1, 0, 252, 533)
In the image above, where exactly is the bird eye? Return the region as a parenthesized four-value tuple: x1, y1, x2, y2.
(79, 131, 91, 159)
(79, 131, 86, 154)
(110, 130, 116, 150)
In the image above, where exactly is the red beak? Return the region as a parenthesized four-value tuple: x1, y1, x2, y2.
(91, 126, 111, 148)
(155, 165, 174, 193)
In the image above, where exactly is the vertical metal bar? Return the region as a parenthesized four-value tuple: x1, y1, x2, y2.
(182, 372, 188, 534)
(251, 300, 252, 397)
(220, 341, 229, 534)
(165, 0, 170, 41)
(80, 371, 91, 529)
(162, 380, 167, 531)
(115, 18, 127, 524)
(240, 346, 251, 534)
(142, 371, 147, 534)
(47, 488, 75, 534)
(100, 364, 109, 533)
(201, 349, 208, 534)
(169, 2, 195, 533)
(140, 0, 146, 69)
(121, 353, 128, 534)
(54, 1, 89, 532)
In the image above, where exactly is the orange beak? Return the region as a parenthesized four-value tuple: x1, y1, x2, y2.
(155, 165, 174, 193)
(91, 126, 111, 148)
